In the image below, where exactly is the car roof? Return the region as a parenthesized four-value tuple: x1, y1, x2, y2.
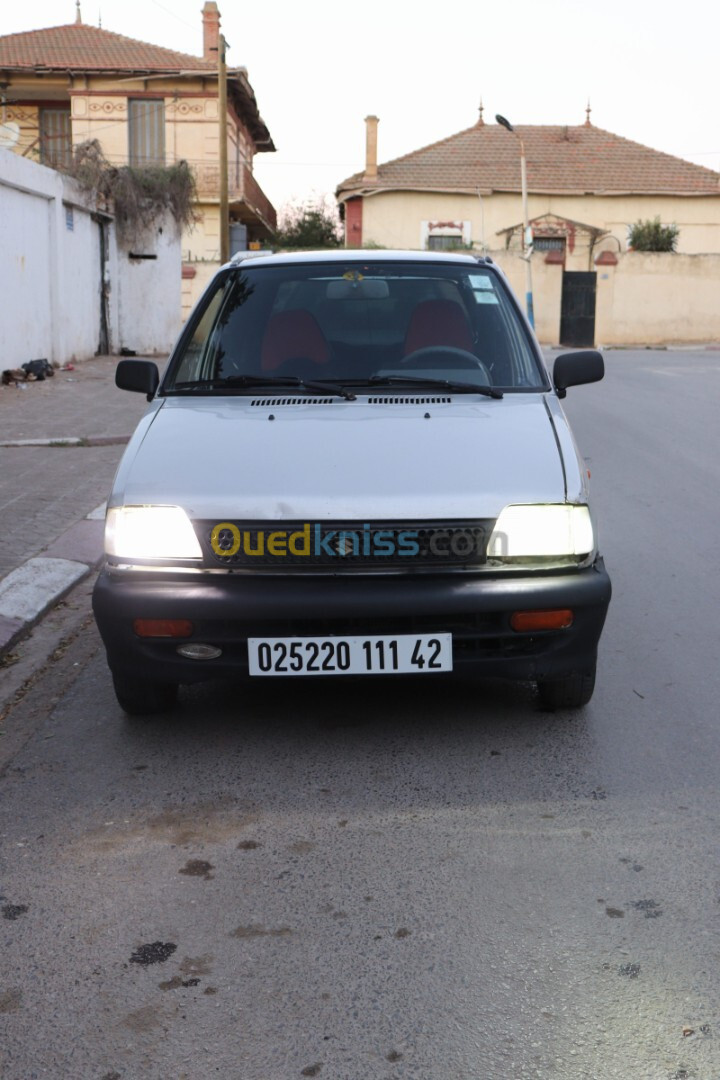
(229, 249, 492, 269)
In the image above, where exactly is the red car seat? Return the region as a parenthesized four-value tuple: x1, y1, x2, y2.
(261, 310, 330, 371)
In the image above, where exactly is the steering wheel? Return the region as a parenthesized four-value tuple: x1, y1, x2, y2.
(400, 346, 492, 381)
(270, 357, 326, 377)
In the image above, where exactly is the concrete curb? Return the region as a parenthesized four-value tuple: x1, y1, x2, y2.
(0, 435, 131, 448)
(0, 504, 106, 657)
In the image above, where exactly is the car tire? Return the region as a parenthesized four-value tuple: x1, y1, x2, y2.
(112, 673, 178, 716)
(537, 667, 596, 710)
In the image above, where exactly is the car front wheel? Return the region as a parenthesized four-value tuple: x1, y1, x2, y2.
(537, 667, 596, 711)
(112, 673, 179, 716)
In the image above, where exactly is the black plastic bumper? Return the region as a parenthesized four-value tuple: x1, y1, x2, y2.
(92, 559, 611, 686)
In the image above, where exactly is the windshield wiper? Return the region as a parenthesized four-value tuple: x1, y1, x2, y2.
(364, 375, 503, 399)
(168, 375, 356, 401)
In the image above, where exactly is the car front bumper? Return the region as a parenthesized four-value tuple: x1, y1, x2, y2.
(93, 558, 611, 686)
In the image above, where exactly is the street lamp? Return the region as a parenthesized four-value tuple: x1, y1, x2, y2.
(495, 114, 534, 328)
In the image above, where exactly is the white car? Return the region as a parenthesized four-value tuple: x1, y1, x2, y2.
(93, 250, 611, 714)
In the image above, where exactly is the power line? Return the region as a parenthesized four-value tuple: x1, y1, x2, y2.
(147, 0, 199, 32)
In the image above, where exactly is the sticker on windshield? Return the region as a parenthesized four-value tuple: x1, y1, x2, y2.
(469, 275, 499, 304)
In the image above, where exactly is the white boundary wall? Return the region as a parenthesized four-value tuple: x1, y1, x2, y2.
(118, 222, 182, 356)
(0, 148, 180, 367)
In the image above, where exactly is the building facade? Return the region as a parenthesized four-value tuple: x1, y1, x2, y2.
(337, 113, 720, 345)
(0, 2, 276, 317)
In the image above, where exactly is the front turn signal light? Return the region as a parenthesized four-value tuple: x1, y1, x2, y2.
(510, 609, 574, 632)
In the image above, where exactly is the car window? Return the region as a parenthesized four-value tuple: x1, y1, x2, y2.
(165, 261, 548, 391)
(172, 281, 229, 384)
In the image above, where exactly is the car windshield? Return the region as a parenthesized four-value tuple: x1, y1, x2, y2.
(165, 260, 549, 393)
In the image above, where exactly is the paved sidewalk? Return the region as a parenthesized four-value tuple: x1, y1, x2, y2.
(0, 355, 156, 654)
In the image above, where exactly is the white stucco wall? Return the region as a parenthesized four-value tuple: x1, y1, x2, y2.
(56, 195, 103, 361)
(0, 149, 112, 365)
(117, 216, 182, 355)
(0, 149, 64, 366)
(0, 177, 54, 364)
(0, 148, 181, 367)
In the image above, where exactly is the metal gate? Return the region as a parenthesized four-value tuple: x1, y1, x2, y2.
(560, 271, 596, 347)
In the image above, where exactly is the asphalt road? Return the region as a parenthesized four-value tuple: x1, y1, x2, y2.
(1, 349, 720, 1080)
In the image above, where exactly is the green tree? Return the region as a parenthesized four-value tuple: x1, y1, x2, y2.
(275, 199, 342, 249)
(628, 217, 679, 252)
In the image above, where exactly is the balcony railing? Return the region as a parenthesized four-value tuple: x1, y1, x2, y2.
(242, 167, 277, 233)
(191, 161, 276, 233)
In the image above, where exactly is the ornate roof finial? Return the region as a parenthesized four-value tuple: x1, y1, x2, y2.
(98, 8, 102, 26)
(585, 99, 592, 126)
(478, 98, 484, 126)
(75, 0, 82, 24)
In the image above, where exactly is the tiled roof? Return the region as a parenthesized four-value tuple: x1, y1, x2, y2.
(0, 22, 275, 150)
(337, 122, 720, 197)
(0, 23, 216, 72)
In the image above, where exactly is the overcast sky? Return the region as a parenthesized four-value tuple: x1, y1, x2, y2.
(4, 0, 720, 219)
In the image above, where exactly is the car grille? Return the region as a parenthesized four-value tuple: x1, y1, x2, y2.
(196, 519, 495, 571)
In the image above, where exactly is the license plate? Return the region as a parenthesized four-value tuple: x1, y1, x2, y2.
(247, 633, 453, 676)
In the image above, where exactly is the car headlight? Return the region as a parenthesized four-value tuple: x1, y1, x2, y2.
(105, 506, 202, 560)
(487, 504, 594, 559)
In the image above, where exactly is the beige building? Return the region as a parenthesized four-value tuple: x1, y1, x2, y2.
(0, 2, 276, 315)
(337, 111, 720, 345)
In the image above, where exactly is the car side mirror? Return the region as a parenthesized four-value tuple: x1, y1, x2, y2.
(553, 350, 604, 398)
(116, 359, 159, 401)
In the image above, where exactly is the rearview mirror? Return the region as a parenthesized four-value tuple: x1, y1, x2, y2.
(116, 359, 159, 401)
(553, 350, 604, 398)
(326, 278, 390, 300)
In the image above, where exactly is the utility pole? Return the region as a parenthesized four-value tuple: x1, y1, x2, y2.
(218, 33, 229, 264)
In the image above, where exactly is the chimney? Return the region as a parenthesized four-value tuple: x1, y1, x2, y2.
(364, 115, 379, 182)
(202, 1, 221, 60)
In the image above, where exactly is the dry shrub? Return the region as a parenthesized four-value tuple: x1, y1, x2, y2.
(67, 140, 197, 246)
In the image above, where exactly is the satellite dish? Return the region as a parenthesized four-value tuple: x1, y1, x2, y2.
(0, 121, 20, 149)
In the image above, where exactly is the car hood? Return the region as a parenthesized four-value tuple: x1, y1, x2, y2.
(112, 394, 567, 521)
